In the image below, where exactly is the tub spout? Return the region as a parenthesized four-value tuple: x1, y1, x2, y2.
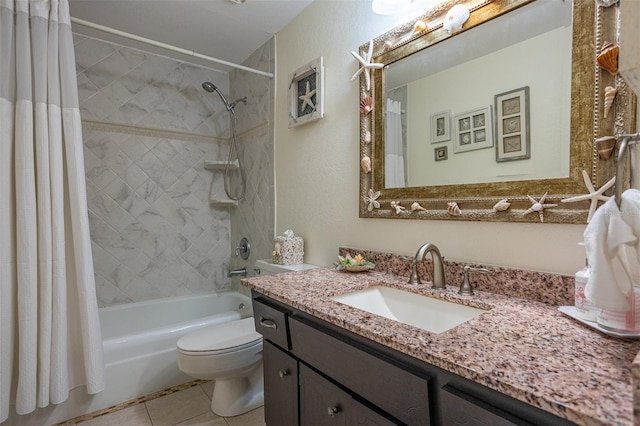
(228, 267, 247, 277)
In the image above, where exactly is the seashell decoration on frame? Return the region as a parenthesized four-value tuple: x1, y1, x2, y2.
(522, 193, 557, 223)
(596, 42, 619, 75)
(361, 156, 372, 173)
(493, 199, 511, 212)
(351, 39, 384, 92)
(603, 86, 617, 118)
(447, 202, 461, 216)
(412, 20, 427, 35)
(390, 201, 406, 214)
(595, 135, 617, 159)
(443, 4, 470, 35)
(360, 97, 374, 114)
(411, 202, 427, 212)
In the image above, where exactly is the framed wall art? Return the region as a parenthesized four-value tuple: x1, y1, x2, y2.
(434, 146, 448, 161)
(431, 110, 451, 143)
(288, 56, 325, 128)
(453, 106, 494, 153)
(494, 86, 530, 162)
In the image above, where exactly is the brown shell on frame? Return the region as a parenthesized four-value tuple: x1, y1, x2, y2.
(360, 97, 373, 114)
(596, 42, 619, 75)
(595, 135, 616, 159)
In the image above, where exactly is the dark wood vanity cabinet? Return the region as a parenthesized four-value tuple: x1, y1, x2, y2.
(252, 291, 575, 426)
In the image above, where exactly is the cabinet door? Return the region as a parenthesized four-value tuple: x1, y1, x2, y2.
(299, 364, 394, 426)
(440, 385, 529, 426)
(264, 341, 299, 426)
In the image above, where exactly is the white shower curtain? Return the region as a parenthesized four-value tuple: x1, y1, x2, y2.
(385, 98, 406, 188)
(0, 0, 105, 421)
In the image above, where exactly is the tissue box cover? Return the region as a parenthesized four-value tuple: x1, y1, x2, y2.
(273, 233, 304, 265)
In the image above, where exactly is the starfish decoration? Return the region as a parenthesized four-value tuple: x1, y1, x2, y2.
(298, 81, 316, 112)
(364, 188, 381, 212)
(522, 192, 558, 223)
(351, 40, 384, 91)
(561, 170, 615, 222)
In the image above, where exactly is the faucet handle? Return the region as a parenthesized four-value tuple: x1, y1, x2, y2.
(459, 265, 489, 296)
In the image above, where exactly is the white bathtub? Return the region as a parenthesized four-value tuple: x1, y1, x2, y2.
(7, 291, 253, 426)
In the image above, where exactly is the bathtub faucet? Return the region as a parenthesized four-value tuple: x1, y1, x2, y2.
(228, 267, 247, 277)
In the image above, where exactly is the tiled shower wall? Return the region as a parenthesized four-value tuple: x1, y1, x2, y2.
(229, 40, 275, 290)
(74, 34, 274, 307)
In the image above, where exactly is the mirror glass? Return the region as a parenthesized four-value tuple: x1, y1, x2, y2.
(384, 1, 573, 188)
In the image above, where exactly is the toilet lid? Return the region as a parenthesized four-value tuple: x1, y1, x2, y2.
(177, 317, 262, 353)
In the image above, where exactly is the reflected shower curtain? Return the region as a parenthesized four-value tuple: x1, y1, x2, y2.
(385, 98, 406, 188)
(0, 0, 105, 421)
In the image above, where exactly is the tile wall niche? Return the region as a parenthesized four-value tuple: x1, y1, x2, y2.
(229, 39, 276, 293)
(74, 33, 253, 307)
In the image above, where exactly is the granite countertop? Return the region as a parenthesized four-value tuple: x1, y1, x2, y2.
(242, 267, 640, 426)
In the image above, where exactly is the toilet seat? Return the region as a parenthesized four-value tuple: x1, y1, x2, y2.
(177, 317, 262, 356)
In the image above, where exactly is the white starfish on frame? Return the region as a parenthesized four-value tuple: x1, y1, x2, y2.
(561, 170, 616, 222)
(364, 188, 381, 212)
(522, 192, 558, 223)
(299, 81, 316, 111)
(351, 40, 384, 91)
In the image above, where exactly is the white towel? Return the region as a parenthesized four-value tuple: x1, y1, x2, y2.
(584, 194, 639, 311)
(621, 189, 640, 263)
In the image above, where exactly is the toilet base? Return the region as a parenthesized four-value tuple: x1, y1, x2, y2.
(211, 363, 264, 417)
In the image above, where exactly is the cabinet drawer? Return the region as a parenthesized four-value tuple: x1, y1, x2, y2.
(252, 298, 291, 350)
(300, 364, 395, 426)
(440, 385, 528, 426)
(290, 317, 430, 425)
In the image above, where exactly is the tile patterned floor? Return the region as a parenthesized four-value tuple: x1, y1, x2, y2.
(67, 382, 265, 426)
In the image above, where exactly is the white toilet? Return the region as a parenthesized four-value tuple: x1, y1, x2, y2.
(176, 260, 317, 417)
(177, 317, 263, 417)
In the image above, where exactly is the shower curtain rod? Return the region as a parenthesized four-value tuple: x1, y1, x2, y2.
(70, 17, 275, 79)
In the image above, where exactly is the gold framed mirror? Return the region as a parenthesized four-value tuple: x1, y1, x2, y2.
(358, 0, 636, 223)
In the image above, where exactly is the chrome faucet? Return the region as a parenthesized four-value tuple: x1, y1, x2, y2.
(408, 243, 446, 289)
(227, 267, 247, 277)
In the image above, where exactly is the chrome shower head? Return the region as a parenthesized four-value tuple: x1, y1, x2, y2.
(202, 81, 231, 111)
(202, 81, 217, 93)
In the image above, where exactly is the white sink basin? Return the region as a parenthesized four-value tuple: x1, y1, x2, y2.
(331, 286, 487, 334)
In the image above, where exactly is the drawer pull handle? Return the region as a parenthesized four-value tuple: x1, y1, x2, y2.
(259, 317, 277, 329)
(327, 406, 340, 417)
(278, 369, 289, 379)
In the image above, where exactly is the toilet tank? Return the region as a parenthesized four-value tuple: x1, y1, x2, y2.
(255, 259, 318, 276)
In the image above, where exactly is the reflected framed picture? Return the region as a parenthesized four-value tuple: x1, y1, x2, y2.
(495, 86, 530, 162)
(288, 56, 325, 128)
(434, 146, 448, 161)
(431, 110, 451, 143)
(453, 106, 494, 153)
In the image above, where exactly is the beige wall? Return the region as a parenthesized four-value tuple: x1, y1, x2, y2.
(275, 0, 585, 275)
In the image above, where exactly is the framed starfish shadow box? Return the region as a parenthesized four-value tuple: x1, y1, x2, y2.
(288, 56, 325, 128)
